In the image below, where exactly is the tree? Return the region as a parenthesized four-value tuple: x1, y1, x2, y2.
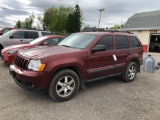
(66, 4, 82, 33)
(73, 5, 82, 32)
(24, 15, 35, 29)
(15, 20, 21, 28)
(65, 13, 74, 33)
(38, 16, 46, 30)
(98, 28, 105, 31)
(110, 24, 124, 29)
(43, 6, 73, 33)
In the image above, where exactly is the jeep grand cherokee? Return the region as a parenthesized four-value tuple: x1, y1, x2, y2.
(9, 31, 143, 102)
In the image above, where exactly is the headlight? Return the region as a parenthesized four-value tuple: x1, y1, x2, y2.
(7, 49, 18, 55)
(28, 59, 46, 72)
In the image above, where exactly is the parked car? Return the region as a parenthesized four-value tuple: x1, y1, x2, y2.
(0, 27, 18, 35)
(1, 35, 65, 64)
(149, 38, 160, 52)
(9, 31, 143, 102)
(0, 29, 53, 53)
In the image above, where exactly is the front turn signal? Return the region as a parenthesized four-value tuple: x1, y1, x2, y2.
(37, 64, 46, 72)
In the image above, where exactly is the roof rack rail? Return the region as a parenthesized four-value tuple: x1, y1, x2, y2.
(119, 31, 133, 34)
(105, 30, 119, 32)
(105, 30, 133, 34)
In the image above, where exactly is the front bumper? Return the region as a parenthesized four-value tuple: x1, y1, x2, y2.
(9, 65, 50, 92)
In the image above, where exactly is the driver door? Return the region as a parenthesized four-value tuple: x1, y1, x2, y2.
(86, 35, 115, 80)
(6, 31, 25, 47)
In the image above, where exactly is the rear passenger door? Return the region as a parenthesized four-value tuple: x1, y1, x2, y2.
(113, 35, 132, 73)
(24, 31, 39, 43)
(130, 36, 143, 63)
(87, 35, 115, 80)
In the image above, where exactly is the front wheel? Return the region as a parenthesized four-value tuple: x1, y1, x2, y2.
(122, 62, 137, 82)
(48, 69, 80, 102)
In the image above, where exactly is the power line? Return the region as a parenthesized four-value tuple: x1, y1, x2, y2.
(83, 19, 114, 24)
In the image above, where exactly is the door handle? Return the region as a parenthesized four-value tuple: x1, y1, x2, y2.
(20, 40, 23, 41)
(127, 52, 132, 54)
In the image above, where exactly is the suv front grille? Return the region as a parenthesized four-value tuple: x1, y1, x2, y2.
(14, 55, 29, 70)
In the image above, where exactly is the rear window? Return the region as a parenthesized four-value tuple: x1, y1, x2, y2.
(42, 32, 53, 36)
(116, 36, 130, 49)
(130, 36, 141, 47)
(25, 31, 39, 39)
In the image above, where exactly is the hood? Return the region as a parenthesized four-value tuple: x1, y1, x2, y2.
(3, 44, 32, 51)
(19, 45, 82, 59)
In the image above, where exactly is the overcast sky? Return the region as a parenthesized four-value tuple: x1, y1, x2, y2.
(0, 0, 160, 29)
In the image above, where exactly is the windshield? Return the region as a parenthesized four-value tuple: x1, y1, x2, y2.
(30, 36, 49, 45)
(2, 30, 15, 37)
(58, 33, 97, 49)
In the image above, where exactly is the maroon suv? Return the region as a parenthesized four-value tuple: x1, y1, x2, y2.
(9, 31, 143, 102)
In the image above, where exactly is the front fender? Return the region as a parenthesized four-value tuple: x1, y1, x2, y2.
(44, 58, 86, 84)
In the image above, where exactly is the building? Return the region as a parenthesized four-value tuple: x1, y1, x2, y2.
(123, 10, 160, 52)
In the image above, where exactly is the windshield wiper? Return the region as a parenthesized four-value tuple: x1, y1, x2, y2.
(61, 45, 71, 48)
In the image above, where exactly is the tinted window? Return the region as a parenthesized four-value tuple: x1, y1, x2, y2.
(42, 32, 53, 36)
(25, 31, 38, 39)
(12, 31, 25, 38)
(116, 36, 129, 49)
(45, 38, 61, 45)
(130, 36, 141, 47)
(96, 36, 113, 50)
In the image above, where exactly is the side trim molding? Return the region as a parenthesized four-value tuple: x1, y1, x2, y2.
(85, 73, 123, 83)
(88, 63, 125, 74)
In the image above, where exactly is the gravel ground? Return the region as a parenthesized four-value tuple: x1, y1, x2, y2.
(0, 53, 160, 120)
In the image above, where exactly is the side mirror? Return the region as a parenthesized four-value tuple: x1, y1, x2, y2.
(91, 45, 106, 52)
(9, 35, 14, 39)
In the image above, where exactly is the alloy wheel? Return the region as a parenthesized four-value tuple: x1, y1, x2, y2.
(128, 65, 136, 80)
(56, 76, 75, 97)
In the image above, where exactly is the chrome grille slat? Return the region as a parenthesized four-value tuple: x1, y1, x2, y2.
(14, 55, 29, 70)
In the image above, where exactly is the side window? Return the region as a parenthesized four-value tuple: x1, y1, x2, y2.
(45, 38, 61, 45)
(96, 36, 113, 50)
(12, 31, 25, 38)
(116, 36, 129, 49)
(25, 31, 39, 39)
(130, 36, 141, 47)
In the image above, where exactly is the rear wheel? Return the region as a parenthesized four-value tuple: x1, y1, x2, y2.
(48, 69, 80, 102)
(122, 62, 137, 82)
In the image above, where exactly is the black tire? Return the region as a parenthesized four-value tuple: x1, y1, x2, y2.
(48, 69, 80, 102)
(122, 62, 137, 82)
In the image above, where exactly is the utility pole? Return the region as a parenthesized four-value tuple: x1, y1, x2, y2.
(98, 9, 105, 29)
